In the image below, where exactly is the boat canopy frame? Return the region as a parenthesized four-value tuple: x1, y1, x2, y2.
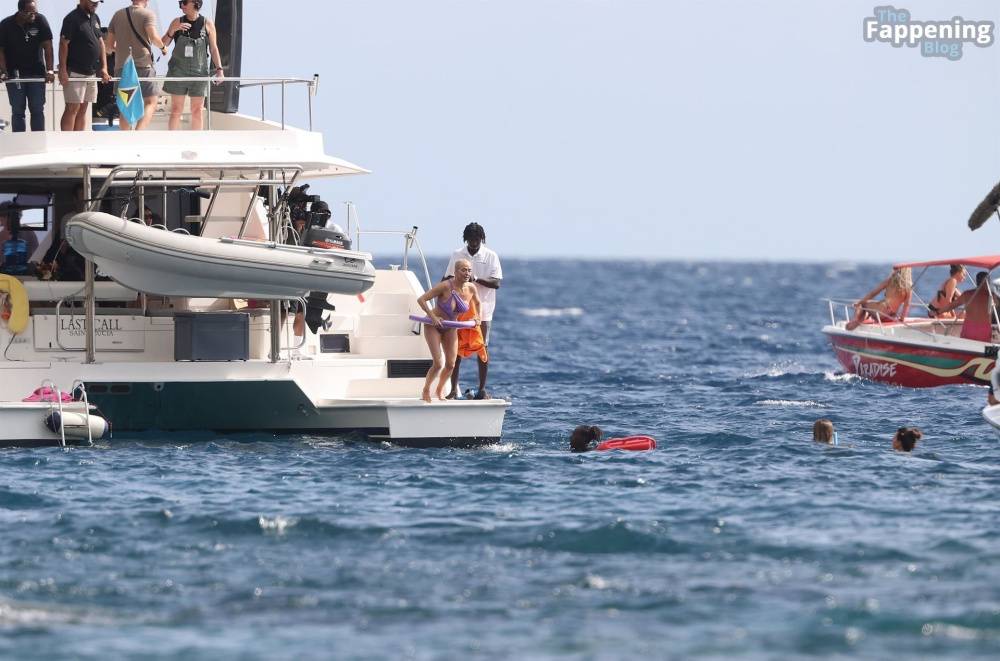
(89, 163, 303, 240)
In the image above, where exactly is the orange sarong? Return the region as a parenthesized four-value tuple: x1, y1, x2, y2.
(456, 307, 488, 363)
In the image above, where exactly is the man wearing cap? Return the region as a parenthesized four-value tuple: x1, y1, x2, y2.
(58, 0, 110, 131)
(445, 222, 502, 399)
(0, 0, 55, 132)
(107, 0, 166, 129)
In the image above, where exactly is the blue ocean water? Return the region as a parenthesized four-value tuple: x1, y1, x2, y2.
(2, 260, 1000, 659)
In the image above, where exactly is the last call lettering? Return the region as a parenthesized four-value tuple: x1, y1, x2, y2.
(60, 317, 123, 336)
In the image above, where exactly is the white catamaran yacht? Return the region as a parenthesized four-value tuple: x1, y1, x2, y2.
(0, 2, 507, 446)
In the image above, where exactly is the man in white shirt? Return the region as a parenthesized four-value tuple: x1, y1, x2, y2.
(445, 222, 502, 399)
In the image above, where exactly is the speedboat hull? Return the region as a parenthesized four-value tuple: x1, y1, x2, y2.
(824, 323, 995, 388)
(66, 211, 376, 299)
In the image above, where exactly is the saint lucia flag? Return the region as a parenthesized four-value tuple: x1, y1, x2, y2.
(116, 55, 144, 128)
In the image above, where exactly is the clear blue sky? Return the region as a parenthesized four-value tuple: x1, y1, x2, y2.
(42, 1, 1000, 261)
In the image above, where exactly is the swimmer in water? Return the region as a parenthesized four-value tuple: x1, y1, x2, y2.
(813, 419, 835, 444)
(570, 425, 602, 452)
(892, 426, 922, 452)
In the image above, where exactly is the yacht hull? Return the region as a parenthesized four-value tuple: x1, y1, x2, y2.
(2, 374, 506, 447)
(65, 211, 376, 299)
(0, 402, 99, 447)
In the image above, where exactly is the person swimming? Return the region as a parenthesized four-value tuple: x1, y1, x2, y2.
(813, 419, 836, 444)
(892, 426, 922, 452)
(570, 425, 602, 452)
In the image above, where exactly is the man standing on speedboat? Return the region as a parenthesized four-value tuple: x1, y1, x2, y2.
(445, 222, 502, 399)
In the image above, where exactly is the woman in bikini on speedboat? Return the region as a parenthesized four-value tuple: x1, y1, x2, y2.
(416, 259, 481, 402)
(928, 264, 965, 319)
(846, 267, 912, 331)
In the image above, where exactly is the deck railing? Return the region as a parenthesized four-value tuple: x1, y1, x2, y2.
(344, 202, 433, 290)
(0, 74, 318, 131)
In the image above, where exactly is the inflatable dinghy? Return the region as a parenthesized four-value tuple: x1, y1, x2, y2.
(66, 211, 376, 299)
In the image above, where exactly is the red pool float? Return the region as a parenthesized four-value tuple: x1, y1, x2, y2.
(594, 436, 656, 452)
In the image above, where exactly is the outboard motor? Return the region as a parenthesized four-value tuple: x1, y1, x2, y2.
(301, 225, 351, 251)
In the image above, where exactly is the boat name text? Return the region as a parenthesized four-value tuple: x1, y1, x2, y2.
(852, 354, 897, 379)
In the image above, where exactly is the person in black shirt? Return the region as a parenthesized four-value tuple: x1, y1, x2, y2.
(58, 0, 109, 131)
(0, 0, 54, 132)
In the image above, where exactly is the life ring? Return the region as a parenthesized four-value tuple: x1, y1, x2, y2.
(595, 436, 657, 452)
(0, 274, 28, 335)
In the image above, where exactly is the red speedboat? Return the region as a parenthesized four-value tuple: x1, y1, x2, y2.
(823, 255, 1000, 388)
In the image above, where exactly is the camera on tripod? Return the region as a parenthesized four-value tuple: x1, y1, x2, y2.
(287, 185, 331, 228)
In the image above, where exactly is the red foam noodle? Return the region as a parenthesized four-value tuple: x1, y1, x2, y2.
(594, 436, 657, 452)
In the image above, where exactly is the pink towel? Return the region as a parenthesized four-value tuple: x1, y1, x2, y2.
(22, 387, 75, 403)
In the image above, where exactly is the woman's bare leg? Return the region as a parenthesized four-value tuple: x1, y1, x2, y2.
(422, 325, 443, 403)
(168, 95, 186, 130)
(436, 330, 458, 400)
(190, 96, 205, 130)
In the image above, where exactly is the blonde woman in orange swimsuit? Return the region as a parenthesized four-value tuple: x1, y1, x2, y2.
(846, 267, 912, 331)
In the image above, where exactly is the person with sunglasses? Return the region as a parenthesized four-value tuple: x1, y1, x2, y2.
(161, 0, 223, 130)
(0, 0, 55, 132)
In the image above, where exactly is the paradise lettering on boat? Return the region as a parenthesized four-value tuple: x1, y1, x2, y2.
(852, 354, 897, 379)
(863, 5, 994, 60)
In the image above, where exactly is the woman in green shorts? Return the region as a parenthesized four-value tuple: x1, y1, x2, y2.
(161, 0, 223, 130)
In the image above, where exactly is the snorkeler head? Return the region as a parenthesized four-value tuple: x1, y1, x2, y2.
(892, 426, 922, 452)
(570, 425, 602, 452)
(813, 419, 835, 443)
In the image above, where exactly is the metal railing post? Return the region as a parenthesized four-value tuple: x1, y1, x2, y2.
(206, 73, 212, 130)
(83, 166, 96, 364)
(267, 171, 281, 363)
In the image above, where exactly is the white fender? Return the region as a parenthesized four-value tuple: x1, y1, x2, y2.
(44, 411, 111, 440)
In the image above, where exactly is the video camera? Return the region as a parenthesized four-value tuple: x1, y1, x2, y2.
(286, 184, 332, 228)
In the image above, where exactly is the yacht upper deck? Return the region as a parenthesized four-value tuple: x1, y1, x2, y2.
(0, 76, 367, 179)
